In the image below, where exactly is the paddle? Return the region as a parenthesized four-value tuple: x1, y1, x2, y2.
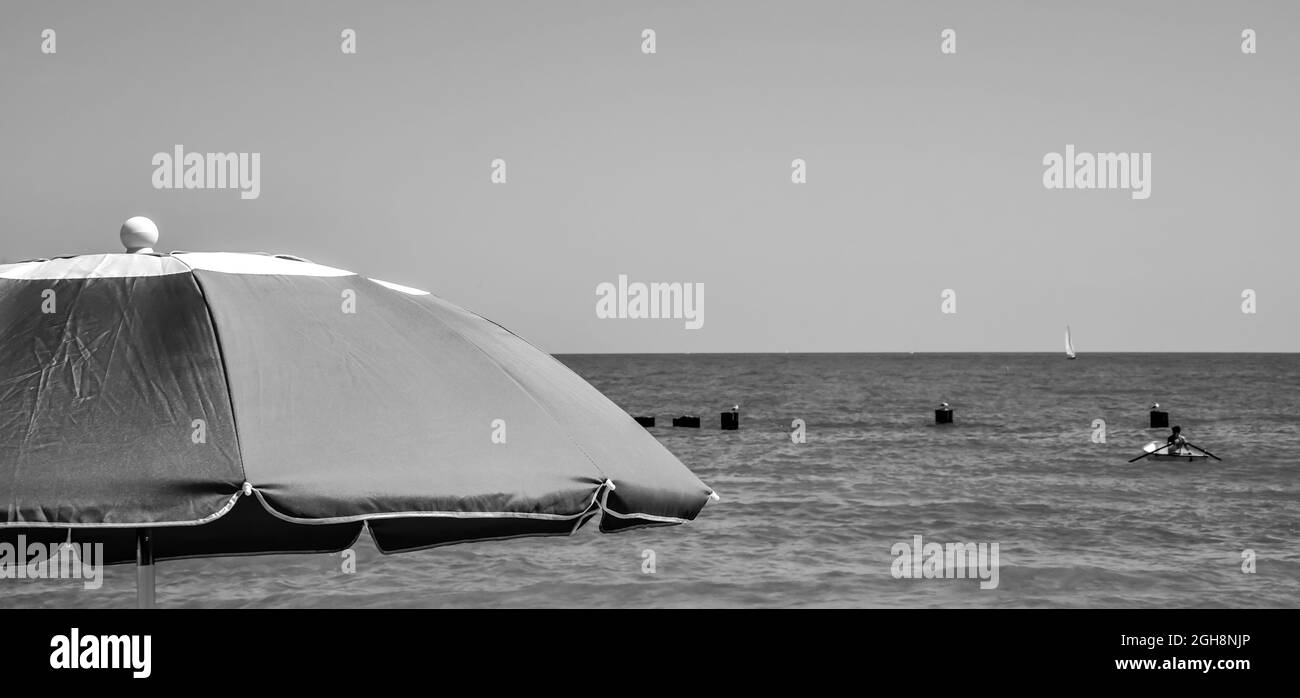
(1184, 441, 1223, 462)
(1128, 442, 1170, 462)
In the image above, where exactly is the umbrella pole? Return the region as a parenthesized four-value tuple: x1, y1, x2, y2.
(136, 528, 155, 609)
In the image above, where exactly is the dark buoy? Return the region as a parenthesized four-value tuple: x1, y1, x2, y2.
(935, 402, 954, 424)
(721, 405, 739, 430)
(633, 416, 655, 428)
(672, 415, 700, 428)
(1149, 403, 1169, 429)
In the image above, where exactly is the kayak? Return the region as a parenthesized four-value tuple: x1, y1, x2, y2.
(1137, 441, 1212, 463)
(1145, 452, 1211, 463)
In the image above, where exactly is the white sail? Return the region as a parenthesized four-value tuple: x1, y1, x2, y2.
(1065, 326, 1076, 358)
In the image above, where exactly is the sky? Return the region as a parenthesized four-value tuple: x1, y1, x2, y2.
(1, 1, 1297, 353)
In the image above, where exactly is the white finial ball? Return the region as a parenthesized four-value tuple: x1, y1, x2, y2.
(120, 216, 159, 253)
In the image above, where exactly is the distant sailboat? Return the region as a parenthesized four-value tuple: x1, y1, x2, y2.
(1065, 325, 1077, 360)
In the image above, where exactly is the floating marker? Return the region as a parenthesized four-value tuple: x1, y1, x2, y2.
(1149, 409, 1169, 429)
(633, 416, 655, 428)
(672, 415, 701, 428)
(721, 405, 739, 431)
(935, 402, 954, 424)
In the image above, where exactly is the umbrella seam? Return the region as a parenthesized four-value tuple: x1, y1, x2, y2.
(169, 256, 250, 489)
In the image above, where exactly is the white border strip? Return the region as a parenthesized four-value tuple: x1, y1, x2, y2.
(370, 278, 431, 296)
(174, 252, 355, 277)
(0, 255, 190, 280)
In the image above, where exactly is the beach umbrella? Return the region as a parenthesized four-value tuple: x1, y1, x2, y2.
(0, 218, 716, 606)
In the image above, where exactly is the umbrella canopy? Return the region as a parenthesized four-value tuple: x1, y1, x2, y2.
(1, 222, 715, 577)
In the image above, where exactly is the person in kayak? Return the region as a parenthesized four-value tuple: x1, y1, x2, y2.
(1166, 426, 1188, 455)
